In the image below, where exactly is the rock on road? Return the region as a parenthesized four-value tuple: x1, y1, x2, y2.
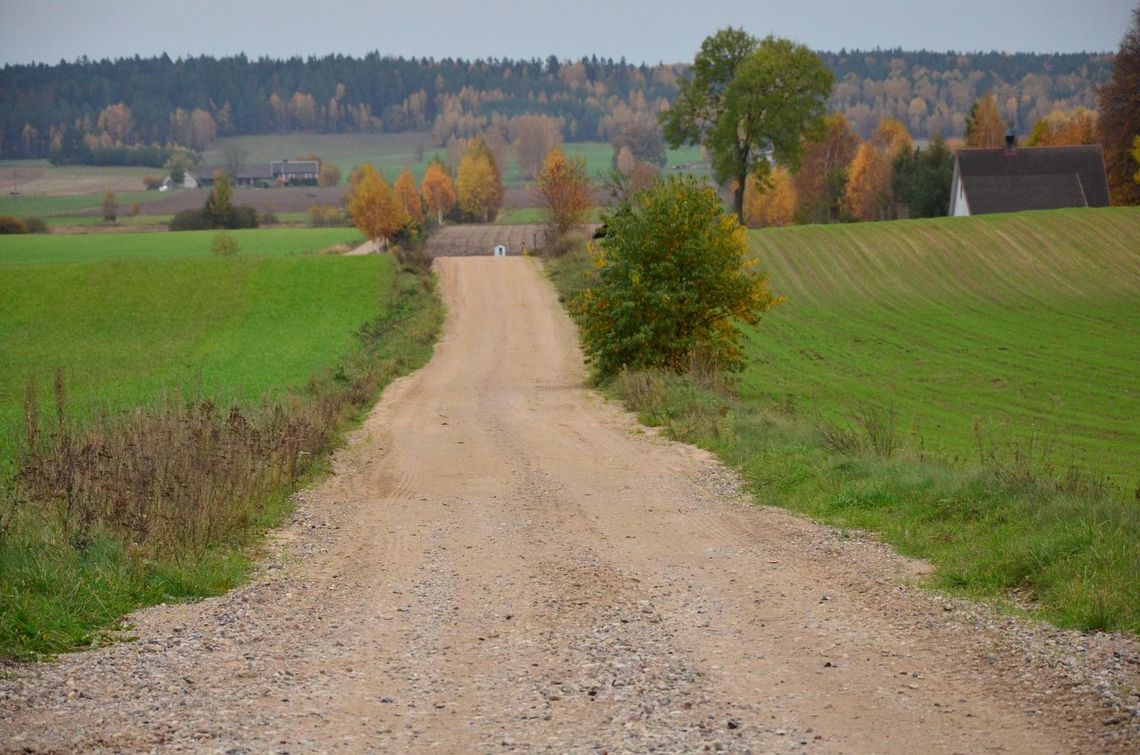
(2, 256, 1138, 753)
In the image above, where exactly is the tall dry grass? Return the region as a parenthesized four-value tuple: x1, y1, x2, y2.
(5, 269, 439, 562)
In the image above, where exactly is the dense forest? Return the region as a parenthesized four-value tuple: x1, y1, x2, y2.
(0, 49, 1113, 164)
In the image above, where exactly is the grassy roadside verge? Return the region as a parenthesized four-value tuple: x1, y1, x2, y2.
(0, 265, 442, 660)
(547, 246, 1140, 635)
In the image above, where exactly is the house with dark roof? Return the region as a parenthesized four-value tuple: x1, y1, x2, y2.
(183, 160, 320, 189)
(949, 140, 1110, 216)
(270, 160, 319, 182)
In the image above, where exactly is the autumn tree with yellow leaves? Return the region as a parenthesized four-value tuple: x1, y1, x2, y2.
(965, 91, 1007, 148)
(421, 160, 457, 223)
(1027, 107, 1098, 146)
(347, 164, 408, 246)
(533, 147, 593, 237)
(743, 167, 796, 228)
(843, 118, 913, 221)
(394, 168, 425, 225)
(96, 104, 134, 144)
(456, 139, 503, 222)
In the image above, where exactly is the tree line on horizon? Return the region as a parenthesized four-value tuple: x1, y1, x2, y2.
(0, 49, 1112, 165)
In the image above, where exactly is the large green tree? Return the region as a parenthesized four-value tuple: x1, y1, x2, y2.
(1098, 5, 1140, 205)
(572, 176, 781, 377)
(661, 29, 834, 221)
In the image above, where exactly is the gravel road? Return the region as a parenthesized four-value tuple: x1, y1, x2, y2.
(2, 255, 1137, 753)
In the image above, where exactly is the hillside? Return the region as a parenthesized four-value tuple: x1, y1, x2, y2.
(744, 207, 1140, 486)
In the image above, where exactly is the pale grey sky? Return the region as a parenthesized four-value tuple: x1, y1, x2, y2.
(0, 0, 1134, 66)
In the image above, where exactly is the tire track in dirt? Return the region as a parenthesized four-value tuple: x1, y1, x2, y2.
(2, 255, 1137, 753)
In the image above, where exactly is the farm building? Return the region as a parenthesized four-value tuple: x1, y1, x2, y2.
(183, 160, 320, 188)
(949, 140, 1110, 216)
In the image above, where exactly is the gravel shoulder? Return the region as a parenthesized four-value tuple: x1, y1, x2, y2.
(2, 255, 1137, 753)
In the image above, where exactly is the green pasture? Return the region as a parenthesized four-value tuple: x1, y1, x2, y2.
(744, 207, 1140, 486)
(1, 232, 441, 658)
(563, 141, 709, 181)
(36, 214, 174, 227)
(0, 227, 362, 265)
(0, 229, 377, 454)
(0, 191, 159, 219)
(548, 205, 1140, 633)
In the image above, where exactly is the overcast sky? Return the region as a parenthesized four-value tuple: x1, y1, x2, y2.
(1, 0, 1134, 66)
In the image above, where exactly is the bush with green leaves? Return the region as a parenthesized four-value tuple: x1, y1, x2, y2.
(168, 209, 212, 231)
(210, 230, 239, 257)
(21, 217, 50, 234)
(571, 176, 782, 378)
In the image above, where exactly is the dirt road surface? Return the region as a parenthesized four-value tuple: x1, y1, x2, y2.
(2, 257, 1138, 753)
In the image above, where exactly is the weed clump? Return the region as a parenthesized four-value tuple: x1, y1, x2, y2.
(210, 230, 239, 257)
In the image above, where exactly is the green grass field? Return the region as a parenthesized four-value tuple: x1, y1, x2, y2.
(744, 207, 1140, 487)
(0, 229, 371, 454)
(563, 141, 709, 180)
(1, 228, 442, 657)
(0, 191, 159, 219)
(548, 205, 1140, 633)
(0, 227, 361, 265)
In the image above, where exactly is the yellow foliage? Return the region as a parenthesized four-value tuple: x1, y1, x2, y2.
(532, 146, 593, 236)
(346, 164, 408, 244)
(394, 168, 424, 224)
(966, 91, 1007, 148)
(1027, 107, 1098, 146)
(842, 118, 912, 222)
(455, 140, 503, 221)
(743, 167, 796, 228)
(421, 162, 457, 223)
(871, 117, 912, 157)
(97, 103, 134, 144)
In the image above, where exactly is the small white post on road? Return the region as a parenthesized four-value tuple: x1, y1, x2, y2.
(493, 244, 507, 257)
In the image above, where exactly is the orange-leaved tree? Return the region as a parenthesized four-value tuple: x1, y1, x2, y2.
(97, 103, 134, 144)
(843, 118, 912, 221)
(1098, 5, 1140, 205)
(347, 163, 408, 247)
(394, 168, 425, 225)
(793, 113, 859, 223)
(532, 147, 593, 237)
(421, 160, 457, 223)
(1026, 107, 1098, 146)
(743, 167, 796, 228)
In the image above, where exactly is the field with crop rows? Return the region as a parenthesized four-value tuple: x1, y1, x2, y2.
(743, 207, 1140, 487)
